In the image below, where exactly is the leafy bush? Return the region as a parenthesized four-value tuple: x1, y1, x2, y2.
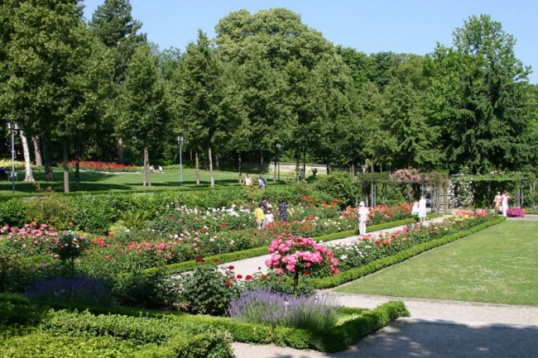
(0, 198, 27, 227)
(25, 277, 114, 306)
(179, 264, 240, 316)
(229, 288, 340, 331)
(112, 269, 178, 309)
(24, 194, 74, 230)
(313, 172, 359, 208)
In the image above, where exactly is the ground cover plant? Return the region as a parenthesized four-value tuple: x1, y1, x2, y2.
(335, 220, 538, 305)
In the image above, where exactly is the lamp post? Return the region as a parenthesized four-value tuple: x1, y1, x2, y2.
(7, 122, 19, 194)
(177, 136, 184, 187)
(276, 143, 282, 183)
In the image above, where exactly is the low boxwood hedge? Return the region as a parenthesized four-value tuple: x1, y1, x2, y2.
(0, 293, 409, 353)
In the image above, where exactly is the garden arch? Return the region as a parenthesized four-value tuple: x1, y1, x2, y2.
(450, 172, 536, 209)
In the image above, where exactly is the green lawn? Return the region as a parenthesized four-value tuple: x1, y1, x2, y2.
(335, 220, 538, 306)
(0, 167, 294, 195)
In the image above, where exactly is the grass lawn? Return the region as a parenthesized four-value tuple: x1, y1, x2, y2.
(0, 166, 294, 195)
(335, 220, 538, 306)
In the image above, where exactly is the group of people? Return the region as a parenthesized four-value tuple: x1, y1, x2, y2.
(149, 165, 163, 173)
(411, 196, 428, 223)
(254, 198, 288, 230)
(494, 190, 511, 216)
(241, 173, 267, 189)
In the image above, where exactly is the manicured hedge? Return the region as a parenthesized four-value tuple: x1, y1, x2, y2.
(0, 293, 408, 353)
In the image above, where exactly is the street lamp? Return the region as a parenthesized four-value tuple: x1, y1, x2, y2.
(7, 122, 19, 194)
(177, 136, 184, 187)
(276, 143, 282, 183)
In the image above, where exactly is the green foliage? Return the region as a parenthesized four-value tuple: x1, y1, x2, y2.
(0, 295, 47, 325)
(313, 171, 359, 208)
(0, 198, 27, 227)
(24, 194, 74, 230)
(112, 269, 177, 309)
(179, 264, 240, 316)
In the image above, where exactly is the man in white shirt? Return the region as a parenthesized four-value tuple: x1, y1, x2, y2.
(358, 201, 370, 237)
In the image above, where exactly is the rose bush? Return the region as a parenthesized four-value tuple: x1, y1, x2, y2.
(265, 234, 339, 295)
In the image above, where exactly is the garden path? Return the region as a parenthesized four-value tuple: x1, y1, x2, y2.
(219, 215, 447, 277)
(230, 215, 538, 358)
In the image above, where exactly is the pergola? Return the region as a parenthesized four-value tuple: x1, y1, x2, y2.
(356, 171, 450, 212)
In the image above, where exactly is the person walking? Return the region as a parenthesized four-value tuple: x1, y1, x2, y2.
(358, 201, 370, 237)
(493, 191, 503, 214)
(242, 173, 252, 186)
(254, 204, 265, 230)
(418, 195, 427, 223)
(501, 190, 511, 217)
(278, 199, 288, 223)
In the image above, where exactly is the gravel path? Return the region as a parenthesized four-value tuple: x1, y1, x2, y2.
(230, 215, 538, 357)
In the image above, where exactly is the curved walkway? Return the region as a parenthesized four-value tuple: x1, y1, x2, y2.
(230, 215, 538, 358)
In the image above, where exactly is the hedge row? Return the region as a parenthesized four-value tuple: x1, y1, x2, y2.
(311, 216, 506, 289)
(0, 293, 408, 353)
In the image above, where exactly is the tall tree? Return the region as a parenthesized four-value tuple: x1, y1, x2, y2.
(117, 43, 169, 187)
(89, 0, 146, 163)
(426, 14, 535, 173)
(2, 0, 113, 192)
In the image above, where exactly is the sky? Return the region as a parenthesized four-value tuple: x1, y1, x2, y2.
(82, 0, 538, 83)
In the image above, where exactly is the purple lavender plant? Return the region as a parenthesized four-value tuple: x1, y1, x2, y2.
(228, 287, 340, 331)
(25, 277, 114, 306)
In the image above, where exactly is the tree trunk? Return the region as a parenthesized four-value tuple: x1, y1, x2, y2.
(195, 152, 200, 185)
(208, 147, 214, 187)
(75, 157, 80, 191)
(42, 136, 54, 181)
(20, 130, 35, 182)
(62, 142, 70, 193)
(32, 136, 42, 167)
(238, 153, 242, 183)
(117, 138, 124, 164)
(143, 146, 151, 187)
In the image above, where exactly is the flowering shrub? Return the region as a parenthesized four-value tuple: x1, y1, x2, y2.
(228, 288, 340, 330)
(52, 231, 89, 276)
(331, 210, 492, 272)
(506, 207, 525, 217)
(389, 168, 422, 182)
(0, 223, 59, 258)
(64, 160, 139, 173)
(265, 234, 339, 295)
(52, 231, 89, 262)
(179, 263, 240, 316)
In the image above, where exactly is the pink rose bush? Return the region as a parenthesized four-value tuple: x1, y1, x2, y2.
(265, 233, 339, 295)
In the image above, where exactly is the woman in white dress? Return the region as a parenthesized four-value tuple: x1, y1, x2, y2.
(418, 196, 427, 223)
(501, 190, 511, 217)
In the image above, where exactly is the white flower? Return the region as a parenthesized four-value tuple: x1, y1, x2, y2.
(340, 255, 348, 260)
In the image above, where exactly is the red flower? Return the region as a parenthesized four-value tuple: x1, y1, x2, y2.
(261, 275, 267, 279)
(303, 271, 309, 275)
(236, 274, 243, 279)
(195, 257, 205, 263)
(245, 275, 253, 280)
(229, 265, 234, 270)
(253, 232, 257, 236)
(225, 281, 232, 287)
(212, 258, 219, 263)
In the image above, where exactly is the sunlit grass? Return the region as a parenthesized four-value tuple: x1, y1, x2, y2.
(0, 166, 295, 195)
(335, 220, 538, 305)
